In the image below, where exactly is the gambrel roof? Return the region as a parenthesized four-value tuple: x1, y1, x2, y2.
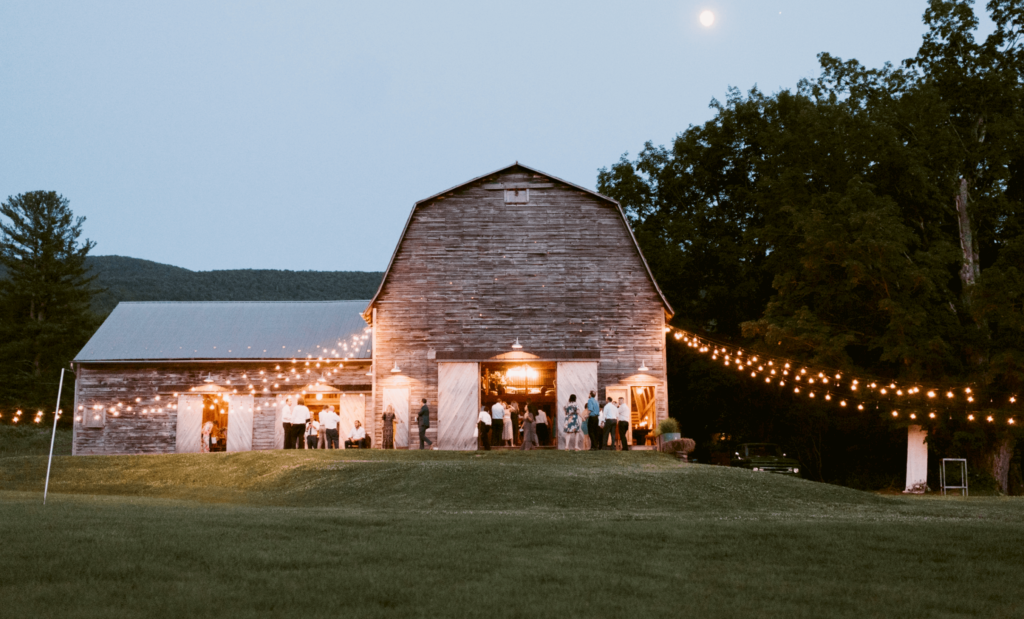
(363, 163, 674, 321)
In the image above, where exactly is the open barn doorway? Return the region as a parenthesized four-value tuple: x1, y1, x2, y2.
(480, 361, 557, 448)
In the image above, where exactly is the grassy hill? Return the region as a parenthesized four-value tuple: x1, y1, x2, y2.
(85, 255, 384, 315)
(2, 447, 1023, 618)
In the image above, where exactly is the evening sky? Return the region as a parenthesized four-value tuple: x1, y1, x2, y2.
(0, 1, 995, 271)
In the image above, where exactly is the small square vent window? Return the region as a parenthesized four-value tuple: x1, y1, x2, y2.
(504, 188, 529, 204)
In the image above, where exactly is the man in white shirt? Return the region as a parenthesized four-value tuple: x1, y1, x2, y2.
(600, 396, 619, 450)
(345, 420, 368, 449)
(478, 407, 492, 451)
(290, 397, 311, 449)
(320, 405, 341, 449)
(281, 397, 299, 449)
(617, 397, 631, 451)
(490, 400, 505, 447)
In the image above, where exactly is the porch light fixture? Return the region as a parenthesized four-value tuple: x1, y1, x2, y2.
(511, 338, 523, 350)
(391, 361, 402, 373)
(638, 360, 649, 372)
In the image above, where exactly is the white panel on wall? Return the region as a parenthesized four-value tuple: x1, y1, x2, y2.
(383, 387, 410, 449)
(274, 395, 287, 450)
(175, 395, 204, 454)
(557, 362, 598, 450)
(437, 362, 479, 451)
(905, 425, 928, 493)
(227, 394, 255, 452)
(338, 394, 366, 448)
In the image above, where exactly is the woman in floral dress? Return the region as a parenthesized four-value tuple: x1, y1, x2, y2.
(563, 394, 583, 451)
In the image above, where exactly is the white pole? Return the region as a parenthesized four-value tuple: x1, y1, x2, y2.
(43, 368, 65, 505)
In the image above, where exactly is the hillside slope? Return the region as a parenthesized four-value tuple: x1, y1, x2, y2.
(85, 255, 383, 315)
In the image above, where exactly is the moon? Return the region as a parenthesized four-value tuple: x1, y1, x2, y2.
(700, 10, 715, 27)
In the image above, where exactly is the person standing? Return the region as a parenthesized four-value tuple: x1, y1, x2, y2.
(418, 398, 434, 450)
(305, 417, 320, 449)
(381, 405, 396, 449)
(617, 396, 630, 451)
(601, 396, 618, 450)
(477, 407, 492, 451)
(502, 403, 513, 446)
(320, 405, 340, 449)
(281, 397, 295, 449)
(563, 394, 583, 451)
(490, 400, 505, 447)
(509, 401, 521, 446)
(586, 391, 602, 451)
(535, 407, 550, 446)
(520, 400, 538, 451)
(291, 397, 311, 449)
(201, 421, 214, 453)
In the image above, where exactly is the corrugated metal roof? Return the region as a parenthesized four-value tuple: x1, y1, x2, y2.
(75, 301, 372, 362)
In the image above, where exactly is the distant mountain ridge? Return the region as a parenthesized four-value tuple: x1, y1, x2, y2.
(86, 256, 383, 316)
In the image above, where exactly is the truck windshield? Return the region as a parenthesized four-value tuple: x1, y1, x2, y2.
(746, 444, 781, 457)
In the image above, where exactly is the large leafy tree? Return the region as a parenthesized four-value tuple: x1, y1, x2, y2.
(600, 0, 1024, 491)
(0, 191, 99, 412)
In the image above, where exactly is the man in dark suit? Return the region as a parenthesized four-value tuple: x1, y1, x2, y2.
(418, 398, 434, 450)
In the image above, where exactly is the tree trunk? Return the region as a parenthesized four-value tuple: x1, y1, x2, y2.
(955, 177, 981, 306)
(985, 436, 1016, 495)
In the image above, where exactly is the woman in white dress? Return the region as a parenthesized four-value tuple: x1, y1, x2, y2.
(502, 404, 513, 446)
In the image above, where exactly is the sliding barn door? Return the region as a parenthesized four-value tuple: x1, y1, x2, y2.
(383, 387, 410, 448)
(437, 362, 479, 451)
(556, 362, 598, 450)
(175, 395, 203, 454)
(227, 394, 255, 452)
(338, 394, 366, 447)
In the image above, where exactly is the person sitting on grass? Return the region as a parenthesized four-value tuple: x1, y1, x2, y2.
(345, 420, 368, 449)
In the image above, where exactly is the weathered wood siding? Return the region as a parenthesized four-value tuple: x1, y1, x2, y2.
(73, 362, 372, 455)
(371, 168, 668, 446)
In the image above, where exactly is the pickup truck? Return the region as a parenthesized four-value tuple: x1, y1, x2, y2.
(730, 443, 801, 476)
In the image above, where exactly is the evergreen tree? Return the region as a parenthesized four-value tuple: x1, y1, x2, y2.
(0, 191, 99, 412)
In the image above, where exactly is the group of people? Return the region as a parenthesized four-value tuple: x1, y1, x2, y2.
(476, 398, 553, 450)
(563, 391, 632, 451)
(280, 396, 368, 450)
(474, 391, 629, 451)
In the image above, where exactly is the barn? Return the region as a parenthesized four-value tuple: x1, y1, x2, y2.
(72, 163, 673, 454)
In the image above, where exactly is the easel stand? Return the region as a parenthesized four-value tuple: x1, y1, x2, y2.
(940, 458, 968, 497)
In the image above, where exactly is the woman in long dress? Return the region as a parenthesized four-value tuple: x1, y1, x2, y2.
(502, 405, 513, 446)
(382, 405, 396, 449)
(520, 400, 538, 451)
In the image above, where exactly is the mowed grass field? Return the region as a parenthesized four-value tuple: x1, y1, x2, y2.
(1, 441, 1023, 618)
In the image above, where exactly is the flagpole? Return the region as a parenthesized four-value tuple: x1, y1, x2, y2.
(43, 368, 65, 505)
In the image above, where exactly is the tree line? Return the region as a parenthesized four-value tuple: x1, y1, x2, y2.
(0, 194, 382, 417)
(599, 0, 1024, 492)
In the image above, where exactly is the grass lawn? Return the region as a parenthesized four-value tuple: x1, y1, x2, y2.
(1, 446, 1022, 618)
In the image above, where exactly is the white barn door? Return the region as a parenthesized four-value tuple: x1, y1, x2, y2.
(227, 394, 255, 452)
(338, 394, 366, 448)
(383, 387, 410, 449)
(557, 362, 598, 450)
(437, 362, 479, 451)
(175, 395, 203, 453)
